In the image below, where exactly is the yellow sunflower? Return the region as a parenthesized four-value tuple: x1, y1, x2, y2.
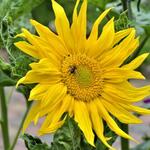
(15, 0, 150, 149)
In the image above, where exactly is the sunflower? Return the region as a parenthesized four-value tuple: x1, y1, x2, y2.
(15, 0, 150, 149)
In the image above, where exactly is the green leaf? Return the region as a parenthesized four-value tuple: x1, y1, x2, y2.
(115, 11, 130, 31)
(0, 70, 15, 86)
(51, 116, 81, 150)
(22, 133, 51, 150)
(0, 0, 44, 20)
(22, 116, 118, 150)
(88, 0, 114, 9)
(0, 58, 11, 74)
(51, 116, 117, 150)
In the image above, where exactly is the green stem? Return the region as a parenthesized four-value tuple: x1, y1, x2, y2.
(9, 107, 30, 150)
(127, 0, 133, 20)
(7, 87, 15, 103)
(0, 119, 3, 124)
(121, 0, 127, 11)
(0, 86, 10, 150)
(121, 0, 133, 20)
(121, 124, 129, 150)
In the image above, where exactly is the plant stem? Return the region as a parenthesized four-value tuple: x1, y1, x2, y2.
(9, 107, 30, 150)
(121, 0, 133, 20)
(7, 87, 15, 103)
(127, 0, 133, 20)
(121, 124, 129, 150)
(0, 119, 3, 124)
(121, 0, 127, 11)
(0, 86, 10, 150)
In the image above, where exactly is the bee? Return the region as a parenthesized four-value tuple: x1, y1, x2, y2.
(69, 66, 77, 74)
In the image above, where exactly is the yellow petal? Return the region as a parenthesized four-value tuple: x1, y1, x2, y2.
(30, 19, 68, 57)
(29, 84, 51, 100)
(95, 99, 135, 141)
(17, 69, 61, 87)
(78, 0, 87, 38)
(39, 94, 71, 133)
(16, 58, 61, 86)
(114, 28, 134, 45)
(102, 100, 142, 124)
(49, 94, 72, 124)
(122, 53, 149, 69)
(88, 8, 112, 42)
(30, 19, 56, 39)
(71, 0, 87, 53)
(74, 101, 94, 146)
(30, 58, 59, 71)
(72, 0, 80, 22)
(88, 101, 115, 150)
(39, 103, 62, 131)
(22, 101, 41, 133)
(77, 0, 87, 38)
(14, 41, 40, 58)
(21, 28, 49, 57)
(103, 68, 145, 80)
(68, 96, 75, 117)
(103, 82, 150, 103)
(39, 120, 64, 135)
(15, 33, 26, 38)
(102, 86, 149, 104)
(120, 103, 150, 115)
(87, 18, 115, 57)
(51, 0, 73, 53)
(99, 29, 139, 67)
(40, 83, 67, 108)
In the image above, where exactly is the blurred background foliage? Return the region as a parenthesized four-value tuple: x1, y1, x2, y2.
(0, 0, 150, 86)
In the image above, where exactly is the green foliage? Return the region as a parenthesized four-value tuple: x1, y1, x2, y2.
(115, 11, 130, 31)
(51, 116, 117, 150)
(50, 116, 82, 150)
(0, 0, 44, 85)
(22, 134, 50, 150)
(88, 0, 114, 9)
(130, 1, 150, 34)
(23, 116, 117, 150)
(0, 70, 15, 86)
(0, 0, 44, 20)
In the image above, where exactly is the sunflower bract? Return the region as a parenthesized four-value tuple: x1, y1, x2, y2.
(15, 0, 150, 149)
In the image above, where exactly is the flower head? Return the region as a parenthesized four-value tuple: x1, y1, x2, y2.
(15, 0, 150, 149)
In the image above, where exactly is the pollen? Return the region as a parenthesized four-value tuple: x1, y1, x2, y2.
(61, 54, 104, 102)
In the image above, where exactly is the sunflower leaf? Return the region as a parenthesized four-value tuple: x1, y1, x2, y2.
(51, 116, 81, 150)
(0, 70, 16, 86)
(22, 133, 51, 150)
(115, 11, 130, 32)
(51, 116, 118, 150)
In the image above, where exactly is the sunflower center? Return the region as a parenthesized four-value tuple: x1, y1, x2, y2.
(61, 54, 103, 102)
(75, 65, 93, 87)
